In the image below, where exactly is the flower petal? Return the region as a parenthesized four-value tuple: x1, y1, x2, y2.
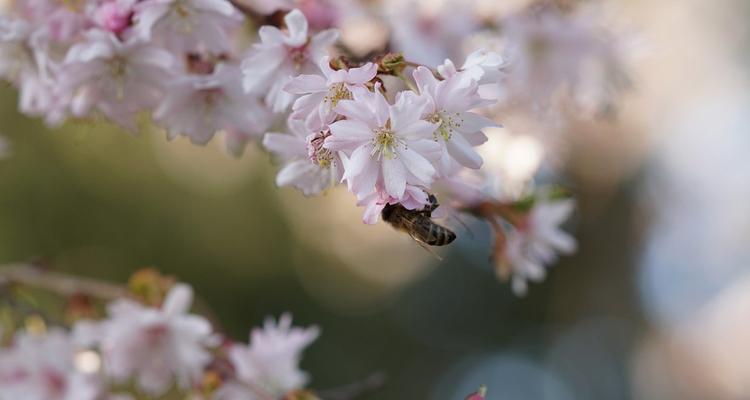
(327, 120, 372, 151)
(263, 132, 306, 158)
(283, 9, 308, 47)
(284, 74, 327, 94)
(162, 284, 193, 316)
(397, 146, 435, 184)
(446, 131, 483, 169)
(382, 156, 406, 199)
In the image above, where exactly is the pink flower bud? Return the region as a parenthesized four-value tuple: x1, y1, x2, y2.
(464, 385, 487, 400)
(93, 0, 134, 34)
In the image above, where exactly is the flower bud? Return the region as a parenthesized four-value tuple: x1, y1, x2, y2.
(378, 52, 406, 75)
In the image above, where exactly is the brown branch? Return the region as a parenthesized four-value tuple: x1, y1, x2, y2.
(0, 263, 226, 332)
(0, 263, 128, 300)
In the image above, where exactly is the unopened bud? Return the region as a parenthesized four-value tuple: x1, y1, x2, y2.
(465, 385, 488, 400)
(378, 52, 406, 75)
(128, 268, 175, 306)
(329, 56, 350, 71)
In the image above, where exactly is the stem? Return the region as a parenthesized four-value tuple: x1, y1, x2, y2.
(0, 264, 226, 332)
(0, 264, 127, 300)
(395, 71, 417, 92)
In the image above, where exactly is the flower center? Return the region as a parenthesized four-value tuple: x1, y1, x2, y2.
(288, 46, 308, 70)
(323, 82, 352, 110)
(171, 0, 193, 33)
(61, 0, 85, 12)
(427, 111, 462, 141)
(371, 123, 401, 160)
(307, 130, 334, 168)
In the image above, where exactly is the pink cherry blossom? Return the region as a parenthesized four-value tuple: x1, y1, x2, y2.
(412, 65, 498, 174)
(217, 314, 319, 399)
(325, 86, 441, 202)
(285, 56, 377, 131)
(90, 0, 136, 35)
(57, 30, 174, 130)
(133, 0, 242, 54)
(501, 199, 577, 296)
(154, 63, 271, 145)
(440, 49, 508, 101)
(73, 284, 215, 396)
(500, 7, 630, 113)
(0, 329, 102, 400)
(464, 385, 488, 400)
(241, 9, 338, 112)
(263, 118, 343, 196)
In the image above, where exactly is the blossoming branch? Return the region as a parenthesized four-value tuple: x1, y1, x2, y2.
(0, 0, 629, 295)
(0, 264, 485, 400)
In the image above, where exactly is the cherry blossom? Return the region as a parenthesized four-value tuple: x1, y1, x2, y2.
(73, 284, 215, 396)
(500, 199, 577, 296)
(57, 30, 174, 130)
(325, 86, 441, 202)
(241, 9, 338, 112)
(0, 329, 102, 400)
(218, 314, 319, 399)
(263, 118, 343, 196)
(89, 0, 137, 35)
(154, 64, 270, 145)
(412, 65, 497, 174)
(285, 56, 378, 131)
(133, 0, 242, 54)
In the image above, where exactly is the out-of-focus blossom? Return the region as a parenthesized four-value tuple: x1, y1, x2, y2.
(154, 64, 270, 145)
(58, 30, 174, 129)
(23, 0, 89, 43)
(133, 0, 241, 53)
(0, 329, 102, 400)
(386, 0, 478, 66)
(0, 18, 65, 125)
(285, 56, 377, 131)
(412, 65, 497, 174)
(440, 48, 508, 101)
(218, 314, 319, 399)
(89, 0, 136, 35)
(325, 86, 440, 203)
(241, 9, 338, 112)
(73, 284, 215, 396)
(233, 0, 293, 15)
(464, 385, 488, 400)
(499, 199, 577, 296)
(263, 118, 343, 196)
(499, 7, 629, 113)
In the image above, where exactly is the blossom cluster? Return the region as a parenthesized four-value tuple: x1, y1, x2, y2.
(0, 268, 490, 399)
(0, 0, 627, 293)
(0, 274, 320, 400)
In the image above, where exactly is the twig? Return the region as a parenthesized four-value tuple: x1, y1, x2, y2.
(0, 263, 228, 333)
(317, 372, 387, 400)
(0, 263, 128, 300)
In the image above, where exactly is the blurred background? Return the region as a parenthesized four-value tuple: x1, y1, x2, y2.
(1, 0, 749, 399)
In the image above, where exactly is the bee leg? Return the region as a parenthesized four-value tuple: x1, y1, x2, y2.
(409, 234, 443, 261)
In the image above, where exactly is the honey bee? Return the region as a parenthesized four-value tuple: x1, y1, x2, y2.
(381, 194, 456, 246)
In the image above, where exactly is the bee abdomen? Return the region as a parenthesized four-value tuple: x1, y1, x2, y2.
(425, 224, 456, 246)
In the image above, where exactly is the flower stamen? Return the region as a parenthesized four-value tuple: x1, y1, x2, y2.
(427, 110, 463, 141)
